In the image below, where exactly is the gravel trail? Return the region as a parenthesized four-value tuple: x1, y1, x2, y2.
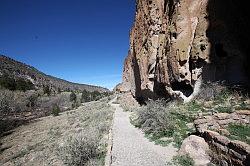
(110, 103, 177, 166)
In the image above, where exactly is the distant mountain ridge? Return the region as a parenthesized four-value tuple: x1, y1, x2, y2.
(0, 55, 109, 92)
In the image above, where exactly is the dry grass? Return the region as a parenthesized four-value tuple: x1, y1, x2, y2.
(0, 100, 114, 166)
(0, 89, 84, 135)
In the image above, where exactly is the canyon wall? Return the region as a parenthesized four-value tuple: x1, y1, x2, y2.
(120, 0, 250, 101)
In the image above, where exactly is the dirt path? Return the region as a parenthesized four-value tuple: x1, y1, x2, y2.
(110, 102, 177, 166)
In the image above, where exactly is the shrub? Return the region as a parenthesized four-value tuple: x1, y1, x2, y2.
(0, 90, 13, 114)
(27, 93, 38, 108)
(70, 92, 77, 102)
(15, 78, 34, 91)
(91, 91, 101, 101)
(52, 105, 60, 116)
(58, 131, 100, 166)
(43, 85, 51, 96)
(0, 75, 16, 90)
(0, 75, 34, 91)
(81, 90, 91, 103)
(57, 88, 62, 94)
(131, 100, 196, 148)
(172, 155, 195, 166)
(132, 100, 175, 136)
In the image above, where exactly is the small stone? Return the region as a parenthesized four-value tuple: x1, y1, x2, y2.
(229, 149, 246, 160)
(236, 110, 250, 115)
(214, 113, 230, 120)
(202, 129, 220, 141)
(186, 123, 194, 130)
(217, 119, 234, 125)
(243, 99, 250, 105)
(194, 118, 208, 125)
(212, 142, 228, 153)
(239, 119, 249, 124)
(214, 135, 230, 146)
(230, 113, 240, 120)
(229, 140, 250, 155)
(219, 129, 230, 136)
(204, 115, 213, 120)
(204, 101, 213, 108)
(24, 112, 32, 117)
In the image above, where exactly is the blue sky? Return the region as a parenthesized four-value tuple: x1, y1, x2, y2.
(0, 0, 135, 89)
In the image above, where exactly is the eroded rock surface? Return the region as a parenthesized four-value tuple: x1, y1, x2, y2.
(179, 135, 211, 166)
(121, 0, 250, 101)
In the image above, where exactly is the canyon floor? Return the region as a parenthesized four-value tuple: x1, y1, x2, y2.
(0, 96, 177, 166)
(109, 98, 177, 166)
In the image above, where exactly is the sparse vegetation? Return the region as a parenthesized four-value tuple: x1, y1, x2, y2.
(0, 84, 109, 136)
(226, 123, 250, 144)
(51, 104, 60, 116)
(131, 100, 195, 148)
(172, 155, 195, 166)
(58, 101, 114, 166)
(0, 100, 114, 165)
(58, 131, 101, 166)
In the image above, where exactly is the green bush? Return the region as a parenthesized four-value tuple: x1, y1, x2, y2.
(0, 75, 34, 91)
(57, 88, 62, 94)
(52, 105, 60, 116)
(91, 91, 101, 101)
(27, 94, 38, 108)
(15, 79, 34, 91)
(81, 90, 91, 103)
(43, 85, 51, 96)
(70, 92, 77, 102)
(81, 90, 109, 103)
(172, 155, 195, 166)
(0, 75, 16, 90)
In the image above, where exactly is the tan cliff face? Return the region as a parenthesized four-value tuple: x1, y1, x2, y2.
(120, 0, 250, 101)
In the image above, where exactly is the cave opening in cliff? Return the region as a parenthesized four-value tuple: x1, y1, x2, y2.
(154, 82, 171, 99)
(171, 81, 193, 97)
(206, 0, 250, 86)
(215, 43, 228, 57)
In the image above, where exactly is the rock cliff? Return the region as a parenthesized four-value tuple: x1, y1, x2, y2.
(121, 0, 250, 102)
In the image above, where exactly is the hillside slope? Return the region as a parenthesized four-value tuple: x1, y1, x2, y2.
(0, 55, 109, 93)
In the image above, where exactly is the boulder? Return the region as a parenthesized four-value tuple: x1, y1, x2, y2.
(179, 135, 211, 166)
